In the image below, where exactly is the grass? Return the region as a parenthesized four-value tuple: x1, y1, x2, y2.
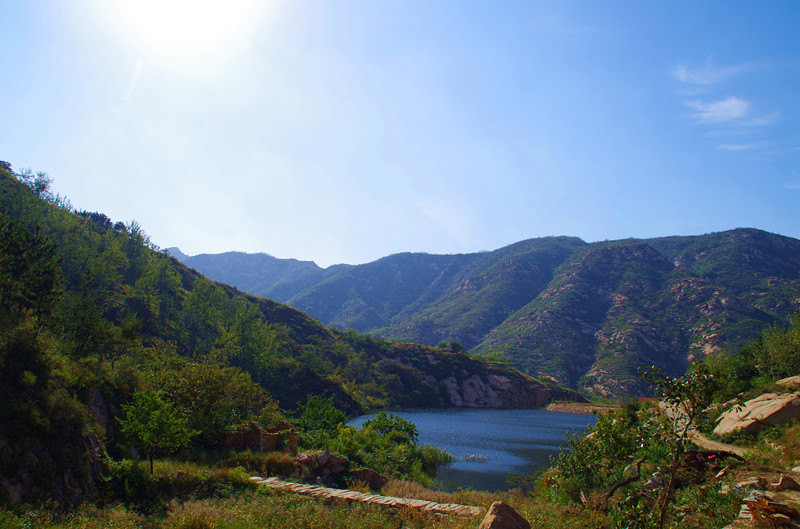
(0, 489, 611, 529)
(0, 463, 611, 529)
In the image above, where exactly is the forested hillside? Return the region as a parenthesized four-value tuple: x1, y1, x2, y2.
(0, 162, 578, 505)
(177, 227, 800, 398)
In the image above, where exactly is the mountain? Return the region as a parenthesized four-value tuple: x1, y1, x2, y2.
(181, 231, 800, 397)
(170, 249, 349, 300)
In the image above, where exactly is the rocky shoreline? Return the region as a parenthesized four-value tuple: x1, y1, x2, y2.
(545, 401, 619, 414)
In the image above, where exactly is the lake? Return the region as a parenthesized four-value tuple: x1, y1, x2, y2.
(348, 408, 596, 492)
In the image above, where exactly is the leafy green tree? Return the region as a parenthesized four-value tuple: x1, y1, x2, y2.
(753, 315, 800, 379)
(293, 394, 350, 446)
(153, 362, 276, 446)
(642, 364, 715, 529)
(118, 390, 197, 474)
(363, 412, 418, 444)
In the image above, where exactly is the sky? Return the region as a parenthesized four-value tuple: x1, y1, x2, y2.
(2, 1, 799, 267)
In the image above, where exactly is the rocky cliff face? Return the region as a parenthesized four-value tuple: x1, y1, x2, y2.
(385, 343, 584, 408)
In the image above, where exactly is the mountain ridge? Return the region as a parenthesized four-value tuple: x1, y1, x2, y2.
(176, 229, 800, 397)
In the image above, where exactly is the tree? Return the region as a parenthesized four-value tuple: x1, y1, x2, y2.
(118, 390, 197, 474)
(641, 364, 715, 529)
(363, 412, 418, 444)
(153, 362, 276, 446)
(0, 217, 62, 329)
(293, 394, 349, 446)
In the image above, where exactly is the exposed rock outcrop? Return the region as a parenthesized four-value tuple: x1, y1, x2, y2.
(386, 342, 585, 408)
(477, 501, 531, 529)
(714, 392, 800, 436)
(0, 429, 106, 506)
(776, 375, 800, 391)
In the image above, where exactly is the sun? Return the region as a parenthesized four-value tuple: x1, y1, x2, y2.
(115, 0, 261, 56)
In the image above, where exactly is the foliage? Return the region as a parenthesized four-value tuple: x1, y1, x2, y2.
(292, 394, 350, 447)
(363, 412, 419, 444)
(752, 315, 800, 380)
(118, 390, 198, 473)
(329, 424, 451, 486)
(0, 216, 62, 327)
(701, 314, 800, 402)
(103, 459, 256, 514)
(548, 401, 667, 503)
(223, 450, 299, 477)
(547, 365, 738, 529)
(150, 361, 280, 446)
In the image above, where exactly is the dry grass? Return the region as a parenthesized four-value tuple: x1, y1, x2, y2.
(0, 488, 611, 529)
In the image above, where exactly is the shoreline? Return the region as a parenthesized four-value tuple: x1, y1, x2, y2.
(545, 401, 619, 414)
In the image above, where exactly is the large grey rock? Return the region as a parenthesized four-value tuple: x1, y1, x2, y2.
(714, 392, 800, 436)
(477, 501, 531, 529)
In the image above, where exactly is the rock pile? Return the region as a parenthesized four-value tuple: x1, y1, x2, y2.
(297, 449, 350, 485)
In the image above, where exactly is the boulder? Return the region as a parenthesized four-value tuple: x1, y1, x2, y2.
(349, 468, 387, 491)
(477, 501, 531, 529)
(300, 450, 350, 484)
(713, 392, 800, 436)
(775, 376, 800, 391)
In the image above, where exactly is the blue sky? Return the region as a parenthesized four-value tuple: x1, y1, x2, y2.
(2, 1, 799, 266)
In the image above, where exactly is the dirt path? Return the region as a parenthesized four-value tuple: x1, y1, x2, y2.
(688, 431, 751, 458)
(250, 477, 484, 517)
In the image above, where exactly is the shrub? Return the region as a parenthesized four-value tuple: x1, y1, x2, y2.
(223, 450, 299, 477)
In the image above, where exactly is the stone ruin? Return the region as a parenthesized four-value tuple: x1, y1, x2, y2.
(224, 420, 299, 454)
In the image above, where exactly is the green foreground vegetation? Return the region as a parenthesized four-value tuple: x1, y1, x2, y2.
(4, 161, 800, 528)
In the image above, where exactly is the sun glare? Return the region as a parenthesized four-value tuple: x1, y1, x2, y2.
(115, 0, 261, 56)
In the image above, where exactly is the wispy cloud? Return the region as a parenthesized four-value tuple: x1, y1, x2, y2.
(672, 58, 779, 149)
(742, 112, 780, 127)
(718, 143, 761, 151)
(685, 97, 749, 123)
(785, 182, 800, 190)
(672, 58, 754, 86)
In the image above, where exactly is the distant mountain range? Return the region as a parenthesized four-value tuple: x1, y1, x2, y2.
(168, 228, 800, 397)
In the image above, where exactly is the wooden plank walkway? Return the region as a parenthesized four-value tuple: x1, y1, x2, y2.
(250, 476, 484, 517)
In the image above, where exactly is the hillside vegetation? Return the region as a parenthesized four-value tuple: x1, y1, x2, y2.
(0, 162, 577, 507)
(175, 227, 800, 397)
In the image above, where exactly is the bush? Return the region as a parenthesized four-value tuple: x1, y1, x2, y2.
(105, 458, 160, 512)
(223, 450, 299, 477)
(293, 394, 350, 448)
(328, 424, 451, 486)
(362, 412, 418, 444)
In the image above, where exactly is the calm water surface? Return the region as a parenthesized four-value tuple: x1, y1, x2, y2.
(348, 408, 596, 492)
